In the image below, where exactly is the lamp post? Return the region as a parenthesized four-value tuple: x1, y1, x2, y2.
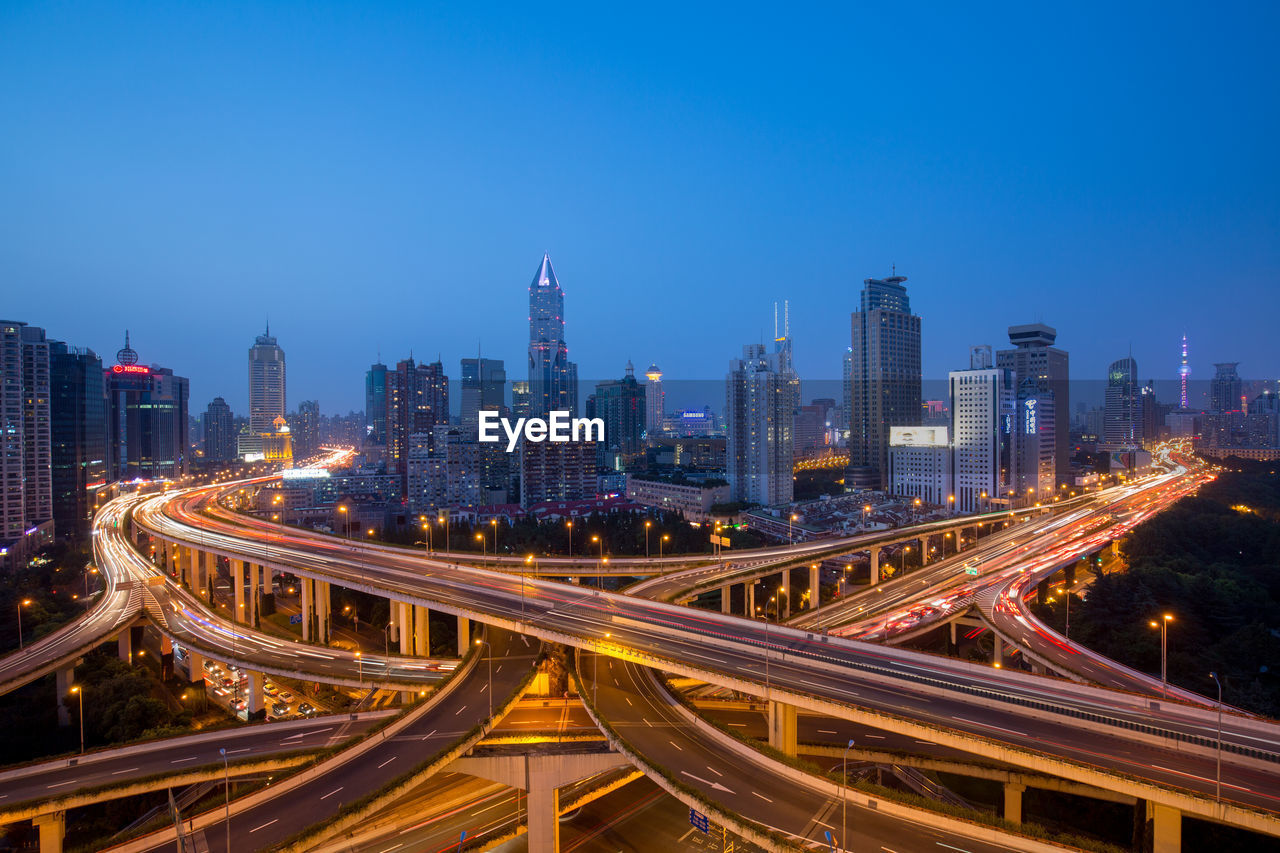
(337, 504, 348, 537)
(1149, 614, 1173, 690)
(660, 534, 669, 561)
(1056, 586, 1070, 640)
(900, 545, 909, 574)
(476, 532, 486, 563)
(1210, 671, 1223, 803)
(439, 513, 448, 554)
(220, 747, 231, 852)
(522, 555, 533, 621)
(788, 513, 798, 547)
(17, 599, 31, 649)
(70, 686, 84, 754)
(490, 518, 499, 559)
(644, 520, 652, 559)
(566, 520, 573, 559)
(474, 639, 492, 720)
(842, 738, 856, 852)
(355, 650, 362, 686)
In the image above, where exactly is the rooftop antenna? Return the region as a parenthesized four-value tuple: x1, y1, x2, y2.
(892, 263, 896, 276)
(784, 299, 790, 338)
(773, 302, 778, 340)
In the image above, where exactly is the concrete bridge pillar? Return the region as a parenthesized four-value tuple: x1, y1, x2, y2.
(746, 582, 756, 617)
(160, 634, 174, 680)
(993, 635, 1004, 667)
(55, 667, 74, 727)
(720, 584, 732, 615)
(1003, 782, 1025, 824)
(919, 536, 930, 566)
(768, 700, 798, 757)
(315, 580, 331, 643)
(414, 605, 430, 656)
(186, 650, 205, 682)
(33, 810, 65, 853)
(301, 578, 314, 642)
(528, 768, 561, 852)
(1064, 563, 1076, 588)
(246, 671, 265, 719)
(399, 601, 413, 655)
(1151, 802, 1181, 853)
(869, 547, 880, 585)
(807, 564, 820, 610)
(457, 617, 471, 656)
(779, 571, 791, 619)
(231, 560, 246, 624)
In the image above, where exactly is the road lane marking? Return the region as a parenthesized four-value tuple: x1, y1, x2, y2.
(46, 780, 78, 788)
(707, 766, 722, 776)
(320, 787, 343, 800)
(225, 747, 251, 754)
(818, 729, 837, 734)
(377, 756, 397, 768)
(170, 756, 199, 763)
(454, 705, 467, 715)
(751, 791, 773, 802)
(250, 818, 279, 833)
(110, 767, 140, 775)
(421, 728, 437, 741)
(667, 740, 682, 751)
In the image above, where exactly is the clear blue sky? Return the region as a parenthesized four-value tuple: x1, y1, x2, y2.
(2, 2, 1276, 414)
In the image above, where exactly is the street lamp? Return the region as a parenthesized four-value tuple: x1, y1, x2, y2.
(1209, 671, 1223, 803)
(842, 738, 856, 853)
(1056, 586, 1070, 640)
(490, 518, 499, 558)
(566, 520, 573, 558)
(438, 513, 449, 554)
(70, 686, 84, 754)
(476, 532, 486, 562)
(900, 545, 910, 574)
(16, 599, 31, 649)
(475, 639, 492, 720)
(659, 534, 669, 560)
(355, 650, 362, 686)
(644, 520, 652, 558)
(522, 555, 534, 621)
(1149, 614, 1174, 690)
(337, 504, 348, 536)
(788, 513, 798, 547)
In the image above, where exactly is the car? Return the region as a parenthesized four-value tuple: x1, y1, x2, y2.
(202, 661, 217, 672)
(276, 691, 294, 702)
(230, 699, 246, 711)
(264, 683, 279, 696)
(297, 702, 315, 715)
(220, 677, 235, 688)
(271, 702, 290, 716)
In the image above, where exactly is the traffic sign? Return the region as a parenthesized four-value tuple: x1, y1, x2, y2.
(289, 614, 303, 625)
(965, 566, 978, 576)
(689, 808, 710, 833)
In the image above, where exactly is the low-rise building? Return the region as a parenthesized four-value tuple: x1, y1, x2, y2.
(625, 475, 730, 522)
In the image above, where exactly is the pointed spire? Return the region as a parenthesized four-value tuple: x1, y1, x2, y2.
(530, 252, 560, 290)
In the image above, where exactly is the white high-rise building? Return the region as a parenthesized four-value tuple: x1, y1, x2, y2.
(889, 426, 952, 505)
(726, 343, 797, 506)
(644, 364, 664, 437)
(248, 326, 286, 434)
(949, 346, 1015, 513)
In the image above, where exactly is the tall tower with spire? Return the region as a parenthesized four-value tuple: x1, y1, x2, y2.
(248, 324, 286, 434)
(1179, 334, 1190, 409)
(527, 254, 578, 416)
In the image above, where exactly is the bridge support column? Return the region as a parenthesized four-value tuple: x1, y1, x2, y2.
(745, 582, 756, 617)
(919, 537, 930, 566)
(246, 671, 265, 719)
(457, 617, 471, 656)
(767, 700, 798, 757)
(186, 650, 205, 682)
(1151, 802, 1181, 853)
(160, 634, 174, 680)
(1064, 563, 1076, 588)
(33, 810, 65, 853)
(779, 571, 791, 619)
(528, 768, 561, 852)
(399, 602, 413, 655)
(232, 560, 246, 624)
(194, 550, 207, 599)
(993, 635, 1004, 667)
(316, 580, 330, 643)
(720, 585, 732, 615)
(414, 605, 430, 656)
(117, 628, 133, 663)
(808, 564, 820, 609)
(869, 547, 880, 585)
(55, 667, 73, 727)
(301, 578, 313, 641)
(1002, 782, 1025, 824)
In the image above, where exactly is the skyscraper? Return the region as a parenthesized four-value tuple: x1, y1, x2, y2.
(248, 326, 286, 434)
(106, 333, 190, 481)
(0, 321, 56, 563)
(460, 357, 506, 433)
(1210, 363, 1243, 413)
(586, 362, 646, 471)
(996, 322, 1069, 488)
(848, 275, 922, 488)
(949, 346, 1015, 513)
(385, 357, 449, 492)
(644, 364, 664, 437)
(203, 397, 236, 463)
(726, 343, 797, 506)
(527, 254, 578, 416)
(365, 360, 388, 447)
(49, 342, 106, 540)
(292, 399, 320, 460)
(510, 381, 532, 418)
(1103, 357, 1140, 447)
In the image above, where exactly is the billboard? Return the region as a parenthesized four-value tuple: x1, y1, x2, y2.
(889, 426, 948, 447)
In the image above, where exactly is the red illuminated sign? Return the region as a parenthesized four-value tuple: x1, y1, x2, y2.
(111, 364, 150, 375)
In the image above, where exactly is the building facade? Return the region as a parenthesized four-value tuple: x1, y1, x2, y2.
(996, 322, 1069, 487)
(1, 321, 56, 563)
(725, 343, 797, 506)
(625, 475, 730, 522)
(460, 357, 506, 434)
(586, 362, 646, 471)
(365, 361, 388, 447)
(527, 253, 578, 416)
(1103, 357, 1141, 448)
(106, 335, 190, 481)
(848, 275, 922, 488)
(888, 426, 953, 506)
(949, 348, 1015, 513)
(519, 438, 597, 508)
(49, 342, 106, 538)
(248, 326, 286, 433)
(644, 364, 664, 438)
(291, 399, 320, 460)
(203, 397, 236, 463)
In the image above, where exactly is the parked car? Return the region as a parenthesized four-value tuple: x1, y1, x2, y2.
(271, 702, 290, 716)
(276, 691, 294, 702)
(297, 702, 315, 715)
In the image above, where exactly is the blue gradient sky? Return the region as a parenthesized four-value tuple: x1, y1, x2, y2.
(2, 2, 1277, 414)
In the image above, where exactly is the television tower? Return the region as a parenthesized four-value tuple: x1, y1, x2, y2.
(1178, 334, 1190, 409)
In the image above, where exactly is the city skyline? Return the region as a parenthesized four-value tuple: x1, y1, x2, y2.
(4, 5, 1277, 412)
